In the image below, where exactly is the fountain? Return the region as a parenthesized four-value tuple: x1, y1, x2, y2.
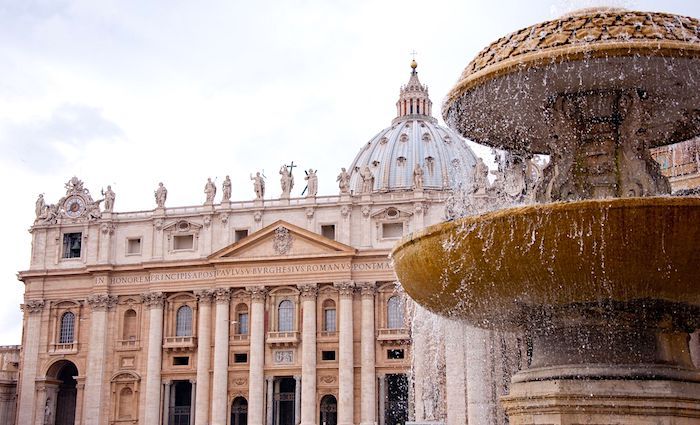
(393, 8, 700, 424)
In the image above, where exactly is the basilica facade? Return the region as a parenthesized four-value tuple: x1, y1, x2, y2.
(12, 63, 479, 425)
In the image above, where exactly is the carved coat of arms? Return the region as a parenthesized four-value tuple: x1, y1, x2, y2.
(272, 227, 293, 255)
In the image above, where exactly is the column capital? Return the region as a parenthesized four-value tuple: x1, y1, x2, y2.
(194, 289, 215, 304)
(214, 288, 231, 303)
(357, 282, 377, 297)
(333, 281, 355, 297)
(293, 375, 301, 381)
(86, 294, 118, 311)
(21, 299, 45, 314)
(297, 283, 318, 300)
(265, 376, 274, 384)
(247, 285, 268, 302)
(140, 292, 165, 308)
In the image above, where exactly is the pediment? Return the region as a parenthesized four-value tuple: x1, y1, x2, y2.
(163, 219, 203, 233)
(209, 220, 355, 261)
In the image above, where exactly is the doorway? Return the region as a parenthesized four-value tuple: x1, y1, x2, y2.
(385, 374, 408, 425)
(319, 394, 337, 425)
(273, 377, 296, 425)
(168, 380, 192, 425)
(231, 396, 248, 425)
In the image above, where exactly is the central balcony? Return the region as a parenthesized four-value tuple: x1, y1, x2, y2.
(266, 331, 300, 348)
(163, 336, 197, 351)
(377, 328, 411, 345)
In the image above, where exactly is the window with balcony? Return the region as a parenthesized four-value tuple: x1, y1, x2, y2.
(278, 300, 294, 332)
(387, 296, 404, 329)
(176, 305, 193, 337)
(323, 299, 336, 332)
(238, 311, 249, 335)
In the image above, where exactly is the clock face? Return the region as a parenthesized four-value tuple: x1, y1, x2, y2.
(64, 196, 86, 218)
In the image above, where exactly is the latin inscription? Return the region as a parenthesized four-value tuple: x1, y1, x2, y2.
(101, 261, 392, 285)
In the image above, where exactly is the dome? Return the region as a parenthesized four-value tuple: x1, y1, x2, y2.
(348, 62, 478, 193)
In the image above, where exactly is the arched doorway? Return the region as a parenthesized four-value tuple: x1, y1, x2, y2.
(319, 395, 337, 425)
(230, 396, 248, 425)
(47, 360, 78, 425)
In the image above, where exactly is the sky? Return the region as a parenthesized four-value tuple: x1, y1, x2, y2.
(1, 0, 699, 344)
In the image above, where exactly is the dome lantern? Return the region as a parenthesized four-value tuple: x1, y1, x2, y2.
(395, 61, 433, 121)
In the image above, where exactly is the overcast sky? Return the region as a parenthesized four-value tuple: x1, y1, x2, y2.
(1, 0, 699, 344)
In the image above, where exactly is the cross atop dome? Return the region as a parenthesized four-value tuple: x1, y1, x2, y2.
(395, 59, 433, 121)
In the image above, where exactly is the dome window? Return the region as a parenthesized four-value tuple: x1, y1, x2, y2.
(372, 160, 381, 167)
(444, 135, 452, 144)
(422, 133, 431, 142)
(400, 134, 409, 143)
(397, 156, 407, 166)
(425, 156, 436, 174)
(380, 137, 388, 145)
(452, 158, 461, 167)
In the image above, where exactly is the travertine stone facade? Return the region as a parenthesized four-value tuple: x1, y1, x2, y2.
(15, 64, 479, 425)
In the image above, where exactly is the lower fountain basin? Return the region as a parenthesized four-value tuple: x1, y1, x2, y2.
(391, 197, 700, 329)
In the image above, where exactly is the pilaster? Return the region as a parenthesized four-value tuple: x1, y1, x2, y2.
(141, 292, 165, 425)
(83, 294, 117, 425)
(194, 289, 214, 425)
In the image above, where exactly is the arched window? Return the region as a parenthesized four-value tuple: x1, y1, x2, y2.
(236, 304, 249, 335)
(59, 311, 75, 344)
(387, 296, 404, 329)
(118, 387, 134, 419)
(122, 309, 138, 340)
(278, 300, 293, 332)
(322, 299, 336, 332)
(320, 394, 338, 425)
(176, 305, 193, 337)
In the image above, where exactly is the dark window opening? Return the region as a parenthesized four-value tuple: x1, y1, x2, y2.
(62, 233, 82, 258)
(173, 356, 189, 366)
(235, 229, 249, 242)
(387, 349, 404, 360)
(321, 350, 336, 361)
(321, 224, 336, 240)
(234, 353, 248, 363)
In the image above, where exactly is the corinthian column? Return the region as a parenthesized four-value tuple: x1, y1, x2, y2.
(142, 292, 165, 425)
(358, 282, 376, 425)
(17, 300, 45, 425)
(211, 288, 232, 425)
(297, 283, 317, 425)
(194, 290, 214, 425)
(334, 281, 355, 425)
(83, 294, 117, 425)
(247, 286, 267, 424)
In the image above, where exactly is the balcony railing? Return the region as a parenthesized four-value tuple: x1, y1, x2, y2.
(163, 336, 197, 351)
(377, 328, 411, 344)
(230, 333, 250, 345)
(49, 342, 78, 354)
(266, 331, 300, 347)
(116, 339, 140, 350)
(317, 330, 338, 341)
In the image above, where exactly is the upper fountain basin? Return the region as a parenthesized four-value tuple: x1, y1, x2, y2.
(443, 9, 700, 154)
(391, 197, 700, 328)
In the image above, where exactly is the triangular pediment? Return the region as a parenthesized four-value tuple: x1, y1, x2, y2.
(209, 220, 355, 261)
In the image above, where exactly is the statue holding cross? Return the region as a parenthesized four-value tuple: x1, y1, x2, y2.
(279, 162, 296, 199)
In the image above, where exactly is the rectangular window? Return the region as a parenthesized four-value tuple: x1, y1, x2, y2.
(235, 229, 249, 242)
(324, 308, 336, 332)
(387, 349, 405, 360)
(237, 313, 249, 335)
(321, 224, 336, 240)
(382, 223, 404, 239)
(126, 238, 141, 255)
(321, 350, 336, 361)
(234, 353, 248, 363)
(173, 356, 189, 366)
(62, 233, 82, 258)
(173, 235, 194, 250)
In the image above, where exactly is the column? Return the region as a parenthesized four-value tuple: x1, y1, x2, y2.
(359, 282, 376, 425)
(297, 283, 317, 425)
(190, 381, 196, 425)
(211, 288, 231, 425)
(334, 281, 355, 425)
(465, 326, 495, 425)
(266, 377, 274, 425)
(73, 376, 85, 425)
(444, 320, 467, 425)
(17, 300, 44, 425)
(247, 286, 267, 424)
(294, 375, 301, 424)
(378, 374, 386, 425)
(142, 292, 165, 425)
(83, 294, 117, 425)
(163, 381, 172, 424)
(194, 290, 214, 425)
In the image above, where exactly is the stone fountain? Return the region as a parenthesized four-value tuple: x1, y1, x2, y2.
(392, 8, 700, 424)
